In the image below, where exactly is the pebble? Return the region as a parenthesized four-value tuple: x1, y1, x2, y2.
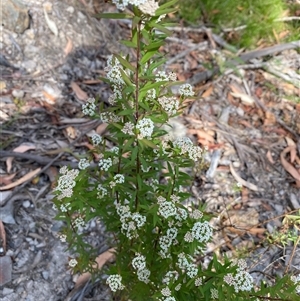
(22, 200, 31, 208)
(42, 271, 49, 280)
(66, 6, 74, 14)
(2, 287, 14, 296)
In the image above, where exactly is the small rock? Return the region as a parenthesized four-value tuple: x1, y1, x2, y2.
(232, 161, 240, 168)
(22, 200, 31, 208)
(21, 60, 36, 72)
(12, 89, 25, 99)
(42, 271, 49, 280)
(236, 107, 244, 117)
(66, 6, 75, 14)
(2, 0, 30, 34)
(2, 287, 14, 296)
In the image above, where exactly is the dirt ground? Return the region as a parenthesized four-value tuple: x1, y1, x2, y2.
(0, 1, 300, 300)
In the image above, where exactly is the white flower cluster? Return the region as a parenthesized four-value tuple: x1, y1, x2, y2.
(168, 72, 177, 81)
(191, 221, 213, 243)
(58, 233, 67, 243)
(78, 158, 90, 170)
(136, 118, 154, 139)
(122, 121, 135, 135)
(73, 216, 85, 228)
(98, 158, 113, 171)
(82, 98, 96, 116)
(162, 270, 179, 285)
(111, 0, 147, 10)
(224, 259, 254, 293)
(106, 274, 125, 292)
(158, 96, 179, 116)
(115, 204, 146, 239)
(173, 137, 202, 161)
(110, 146, 119, 155)
(97, 184, 108, 198)
(55, 167, 79, 200)
(146, 88, 156, 101)
(210, 288, 219, 299)
(291, 274, 300, 293)
(159, 227, 178, 258)
(138, 0, 159, 16)
(155, 71, 169, 82)
(100, 112, 121, 123)
(132, 253, 151, 283)
(179, 84, 195, 97)
(91, 133, 102, 145)
(177, 253, 198, 279)
(114, 174, 125, 184)
(69, 258, 78, 267)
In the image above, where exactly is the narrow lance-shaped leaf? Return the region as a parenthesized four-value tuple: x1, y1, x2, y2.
(115, 54, 136, 72)
(97, 13, 133, 19)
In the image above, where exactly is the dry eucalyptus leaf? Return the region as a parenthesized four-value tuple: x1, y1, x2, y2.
(70, 82, 88, 101)
(231, 92, 255, 107)
(74, 248, 115, 289)
(0, 168, 41, 191)
(43, 7, 58, 36)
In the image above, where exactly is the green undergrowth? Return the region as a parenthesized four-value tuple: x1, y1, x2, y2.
(177, 0, 300, 48)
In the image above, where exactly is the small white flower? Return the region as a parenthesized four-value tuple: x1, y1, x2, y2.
(106, 274, 125, 292)
(168, 72, 177, 81)
(69, 258, 78, 267)
(195, 277, 202, 286)
(110, 146, 119, 155)
(155, 71, 169, 82)
(138, 0, 159, 16)
(136, 118, 154, 139)
(179, 83, 194, 97)
(132, 253, 146, 271)
(137, 268, 150, 283)
(158, 201, 177, 218)
(161, 287, 171, 297)
(211, 288, 219, 299)
(78, 158, 90, 170)
(114, 174, 125, 184)
(191, 221, 213, 243)
(59, 234, 67, 243)
(73, 217, 85, 228)
(98, 158, 113, 171)
(82, 98, 96, 116)
(122, 121, 135, 135)
(91, 134, 102, 146)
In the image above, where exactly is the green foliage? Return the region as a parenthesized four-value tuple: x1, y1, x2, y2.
(53, 1, 300, 300)
(177, 0, 298, 48)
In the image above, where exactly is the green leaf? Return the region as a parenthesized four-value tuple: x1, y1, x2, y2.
(140, 49, 157, 64)
(132, 15, 141, 27)
(97, 13, 133, 19)
(144, 40, 164, 51)
(118, 109, 134, 116)
(115, 54, 135, 72)
(149, 22, 173, 36)
(120, 40, 137, 48)
(119, 69, 134, 86)
(139, 139, 158, 149)
(140, 81, 168, 93)
(156, 0, 178, 12)
(123, 137, 135, 152)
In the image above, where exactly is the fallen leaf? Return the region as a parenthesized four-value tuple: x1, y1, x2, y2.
(188, 129, 215, 143)
(43, 7, 58, 36)
(70, 82, 88, 101)
(231, 92, 255, 107)
(6, 143, 36, 173)
(280, 146, 300, 186)
(64, 37, 73, 56)
(0, 173, 16, 185)
(75, 248, 115, 289)
(230, 163, 259, 191)
(96, 123, 108, 135)
(65, 126, 77, 139)
(0, 220, 6, 255)
(266, 150, 275, 164)
(201, 85, 214, 98)
(0, 168, 41, 191)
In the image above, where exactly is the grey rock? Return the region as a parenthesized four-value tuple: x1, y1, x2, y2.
(2, 0, 30, 34)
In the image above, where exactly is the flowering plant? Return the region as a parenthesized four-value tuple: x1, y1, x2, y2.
(53, 1, 300, 300)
